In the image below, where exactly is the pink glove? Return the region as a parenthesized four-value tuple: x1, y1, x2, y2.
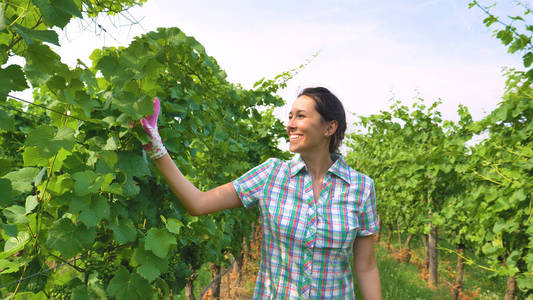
(140, 97, 167, 160)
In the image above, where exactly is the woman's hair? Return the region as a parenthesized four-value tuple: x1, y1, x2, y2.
(298, 87, 347, 154)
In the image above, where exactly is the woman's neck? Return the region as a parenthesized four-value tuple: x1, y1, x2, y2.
(300, 149, 334, 180)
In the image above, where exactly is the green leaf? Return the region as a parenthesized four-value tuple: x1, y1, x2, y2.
(71, 170, 106, 196)
(144, 228, 176, 258)
(68, 195, 110, 227)
(71, 285, 90, 300)
(23, 147, 49, 167)
(3, 167, 40, 195)
(53, 127, 76, 151)
(131, 242, 168, 281)
(2, 231, 30, 259)
(46, 218, 95, 258)
(0, 109, 14, 131)
(516, 274, 533, 291)
(46, 173, 74, 196)
(55, 0, 82, 18)
(107, 267, 153, 300)
(0, 257, 25, 274)
(166, 218, 184, 235)
(71, 283, 106, 300)
(0, 64, 28, 93)
(0, 178, 13, 207)
(32, 0, 72, 28)
(117, 152, 150, 178)
(99, 151, 118, 168)
(25, 126, 75, 157)
(3, 205, 29, 224)
(12, 291, 47, 300)
(524, 52, 533, 68)
(11, 24, 60, 46)
(25, 43, 62, 73)
(25, 125, 55, 152)
(96, 55, 119, 79)
(25, 195, 39, 214)
(2, 222, 18, 237)
(109, 217, 137, 245)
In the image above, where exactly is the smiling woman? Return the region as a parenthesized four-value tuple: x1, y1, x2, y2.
(141, 87, 381, 299)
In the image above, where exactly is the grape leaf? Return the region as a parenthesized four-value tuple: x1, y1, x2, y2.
(131, 241, 168, 281)
(107, 267, 153, 300)
(11, 24, 60, 46)
(144, 228, 176, 258)
(32, 0, 73, 29)
(3, 167, 40, 196)
(117, 152, 150, 178)
(69, 195, 110, 227)
(25, 43, 63, 73)
(46, 173, 74, 196)
(0, 110, 14, 131)
(0, 178, 13, 207)
(0, 64, 28, 93)
(2, 231, 30, 258)
(46, 218, 95, 258)
(72, 170, 107, 196)
(109, 217, 137, 245)
(23, 146, 50, 166)
(25, 195, 39, 214)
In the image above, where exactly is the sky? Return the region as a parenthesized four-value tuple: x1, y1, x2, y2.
(26, 1, 531, 134)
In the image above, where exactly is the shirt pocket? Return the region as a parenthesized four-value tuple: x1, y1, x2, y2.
(316, 189, 356, 250)
(264, 182, 308, 247)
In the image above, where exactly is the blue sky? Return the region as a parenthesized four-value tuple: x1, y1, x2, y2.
(49, 0, 528, 131)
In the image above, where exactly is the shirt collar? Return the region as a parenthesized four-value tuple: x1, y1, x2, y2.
(289, 154, 351, 184)
(289, 155, 307, 177)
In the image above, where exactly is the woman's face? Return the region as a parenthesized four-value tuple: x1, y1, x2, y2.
(286, 95, 332, 154)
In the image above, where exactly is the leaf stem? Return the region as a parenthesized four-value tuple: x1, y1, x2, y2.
(49, 253, 85, 273)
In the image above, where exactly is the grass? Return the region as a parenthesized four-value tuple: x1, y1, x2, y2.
(176, 230, 512, 299)
(365, 231, 507, 300)
(362, 244, 451, 299)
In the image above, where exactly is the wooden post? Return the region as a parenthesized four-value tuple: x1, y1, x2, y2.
(403, 233, 414, 263)
(428, 225, 438, 287)
(210, 264, 221, 300)
(185, 274, 197, 300)
(452, 244, 465, 300)
(422, 234, 430, 271)
(504, 276, 516, 300)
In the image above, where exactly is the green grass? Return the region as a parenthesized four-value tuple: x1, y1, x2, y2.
(364, 232, 507, 300)
(175, 231, 511, 299)
(354, 244, 449, 300)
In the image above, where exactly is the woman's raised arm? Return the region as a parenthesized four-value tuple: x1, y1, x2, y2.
(154, 153, 242, 215)
(140, 98, 242, 216)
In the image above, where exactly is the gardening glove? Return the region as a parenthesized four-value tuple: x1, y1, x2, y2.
(140, 97, 168, 160)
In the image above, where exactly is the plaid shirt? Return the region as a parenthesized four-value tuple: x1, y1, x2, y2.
(233, 155, 379, 299)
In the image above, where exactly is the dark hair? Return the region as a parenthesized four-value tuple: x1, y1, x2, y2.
(298, 87, 346, 154)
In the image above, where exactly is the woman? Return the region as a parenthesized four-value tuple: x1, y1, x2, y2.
(141, 87, 382, 299)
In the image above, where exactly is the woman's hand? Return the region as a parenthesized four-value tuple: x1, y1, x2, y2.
(139, 97, 242, 215)
(140, 97, 168, 160)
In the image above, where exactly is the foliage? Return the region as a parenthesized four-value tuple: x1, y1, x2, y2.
(469, 0, 533, 87)
(346, 2, 533, 296)
(0, 14, 292, 299)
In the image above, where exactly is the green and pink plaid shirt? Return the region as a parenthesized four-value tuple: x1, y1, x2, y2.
(233, 155, 379, 299)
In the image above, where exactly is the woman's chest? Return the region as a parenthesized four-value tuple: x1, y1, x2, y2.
(260, 174, 361, 250)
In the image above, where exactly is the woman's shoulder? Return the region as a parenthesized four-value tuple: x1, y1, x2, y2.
(342, 162, 374, 194)
(334, 155, 374, 186)
(348, 168, 374, 185)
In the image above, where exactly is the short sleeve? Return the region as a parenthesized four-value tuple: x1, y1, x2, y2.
(356, 178, 379, 237)
(232, 158, 278, 208)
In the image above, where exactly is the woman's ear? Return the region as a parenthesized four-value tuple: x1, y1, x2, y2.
(326, 120, 338, 136)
